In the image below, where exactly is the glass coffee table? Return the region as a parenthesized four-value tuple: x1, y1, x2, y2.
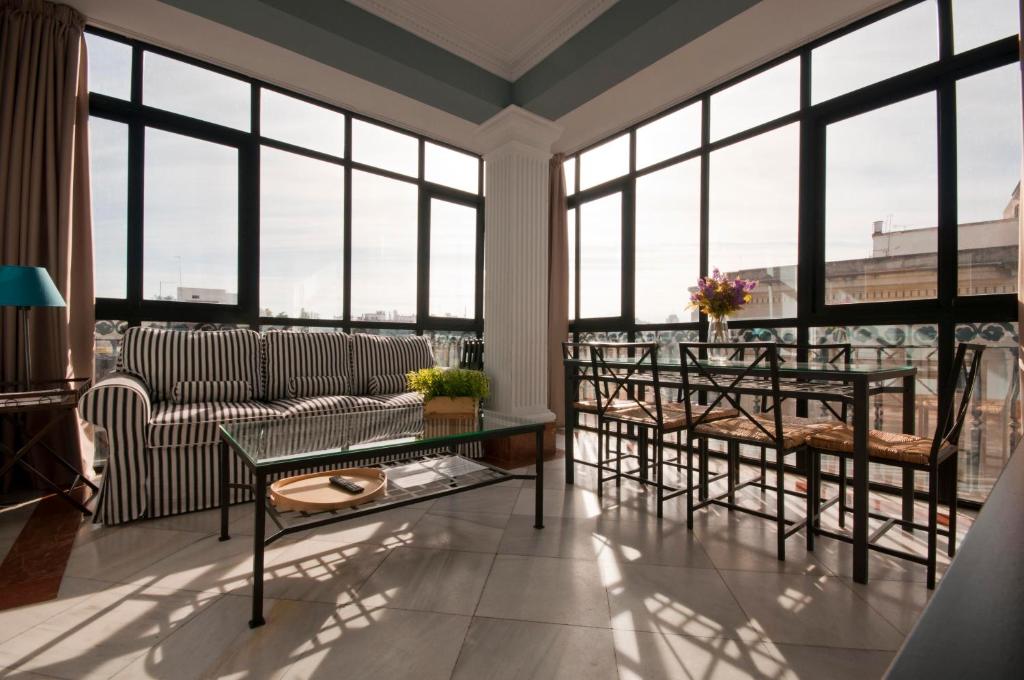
(218, 406, 548, 627)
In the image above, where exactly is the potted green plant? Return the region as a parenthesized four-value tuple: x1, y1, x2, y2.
(407, 367, 490, 417)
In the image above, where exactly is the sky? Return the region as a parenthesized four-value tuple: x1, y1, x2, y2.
(86, 0, 1020, 325)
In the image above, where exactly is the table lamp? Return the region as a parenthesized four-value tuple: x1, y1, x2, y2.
(0, 265, 66, 388)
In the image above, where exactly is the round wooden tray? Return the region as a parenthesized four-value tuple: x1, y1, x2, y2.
(269, 468, 387, 512)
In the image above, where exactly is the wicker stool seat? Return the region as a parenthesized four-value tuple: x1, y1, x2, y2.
(807, 425, 951, 466)
(573, 398, 634, 414)
(695, 414, 834, 449)
(608, 402, 738, 430)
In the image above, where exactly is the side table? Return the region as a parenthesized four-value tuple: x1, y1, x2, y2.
(0, 379, 97, 515)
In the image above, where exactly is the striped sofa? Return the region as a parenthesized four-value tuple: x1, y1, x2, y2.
(79, 327, 450, 525)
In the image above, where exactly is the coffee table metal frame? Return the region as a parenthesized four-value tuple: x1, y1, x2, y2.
(218, 415, 545, 628)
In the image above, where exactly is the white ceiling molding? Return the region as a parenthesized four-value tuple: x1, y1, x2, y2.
(346, 0, 618, 80)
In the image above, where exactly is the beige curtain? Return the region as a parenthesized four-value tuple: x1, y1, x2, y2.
(547, 153, 568, 425)
(0, 0, 95, 481)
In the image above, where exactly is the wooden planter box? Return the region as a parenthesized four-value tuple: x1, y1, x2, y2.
(423, 396, 479, 417)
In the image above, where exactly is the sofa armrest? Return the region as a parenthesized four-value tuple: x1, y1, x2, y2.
(79, 372, 153, 524)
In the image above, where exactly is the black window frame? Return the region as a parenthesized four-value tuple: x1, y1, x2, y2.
(86, 27, 485, 338)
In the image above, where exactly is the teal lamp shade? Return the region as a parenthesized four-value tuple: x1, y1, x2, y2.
(0, 265, 66, 308)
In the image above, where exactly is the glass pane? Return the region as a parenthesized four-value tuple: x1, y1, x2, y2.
(708, 124, 799, 320)
(710, 58, 799, 141)
(957, 65, 1021, 296)
(954, 0, 1019, 52)
(567, 207, 576, 319)
(825, 93, 937, 305)
(564, 157, 577, 194)
(143, 52, 250, 131)
(579, 134, 629, 191)
(351, 119, 418, 177)
(350, 170, 418, 322)
(143, 129, 238, 303)
(636, 102, 701, 169)
(954, 322, 1021, 502)
(429, 199, 476, 318)
(425, 142, 478, 194)
(635, 159, 701, 324)
(260, 89, 344, 157)
(86, 33, 131, 100)
(89, 117, 128, 299)
(812, 1, 938, 104)
(260, 147, 344, 320)
(578, 192, 621, 318)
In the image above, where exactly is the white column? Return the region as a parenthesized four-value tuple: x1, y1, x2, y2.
(473, 106, 562, 421)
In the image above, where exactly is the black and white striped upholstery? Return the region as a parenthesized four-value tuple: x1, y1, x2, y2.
(118, 327, 263, 401)
(368, 374, 409, 395)
(264, 331, 351, 400)
(147, 401, 283, 448)
(172, 380, 254, 404)
(350, 334, 434, 394)
(80, 328, 478, 526)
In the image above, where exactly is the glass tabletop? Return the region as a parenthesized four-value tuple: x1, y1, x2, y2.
(220, 406, 548, 468)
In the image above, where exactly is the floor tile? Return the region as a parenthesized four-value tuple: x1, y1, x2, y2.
(613, 630, 782, 680)
(695, 524, 831, 575)
(719, 570, 904, 650)
(759, 640, 896, 679)
(279, 604, 471, 680)
(499, 514, 713, 568)
(452, 617, 618, 680)
(600, 560, 760, 641)
(356, 546, 493, 615)
(0, 577, 113, 645)
(0, 582, 218, 679)
(475, 554, 610, 627)
(289, 507, 425, 548)
(842, 577, 933, 636)
(259, 540, 391, 606)
(512, 486, 650, 522)
(407, 510, 509, 552)
(428, 484, 520, 515)
(63, 526, 206, 583)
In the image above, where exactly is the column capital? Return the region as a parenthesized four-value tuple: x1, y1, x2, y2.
(473, 105, 563, 162)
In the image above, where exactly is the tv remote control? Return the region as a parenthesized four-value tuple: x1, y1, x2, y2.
(329, 476, 364, 494)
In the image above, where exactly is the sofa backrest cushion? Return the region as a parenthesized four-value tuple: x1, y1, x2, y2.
(287, 375, 350, 399)
(350, 334, 434, 394)
(117, 327, 263, 402)
(172, 379, 254, 404)
(263, 330, 351, 401)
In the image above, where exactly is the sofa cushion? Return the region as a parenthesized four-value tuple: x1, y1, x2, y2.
(288, 375, 350, 398)
(263, 330, 351, 401)
(366, 392, 423, 409)
(172, 379, 254, 404)
(118, 327, 263, 402)
(350, 334, 434, 394)
(270, 394, 383, 418)
(147, 401, 282, 448)
(368, 374, 409, 395)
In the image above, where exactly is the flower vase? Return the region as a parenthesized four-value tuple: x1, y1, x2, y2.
(708, 316, 731, 362)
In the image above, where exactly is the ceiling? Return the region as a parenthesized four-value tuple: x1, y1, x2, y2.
(346, 0, 618, 80)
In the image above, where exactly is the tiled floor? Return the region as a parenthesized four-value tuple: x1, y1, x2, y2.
(0, 441, 969, 680)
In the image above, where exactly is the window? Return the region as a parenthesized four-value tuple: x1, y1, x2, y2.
(563, 157, 577, 194)
(429, 199, 476, 318)
(636, 102, 701, 169)
(825, 93, 938, 305)
(350, 171, 418, 321)
(708, 124, 799, 319)
(953, 0, 1019, 52)
(86, 33, 131, 99)
(143, 129, 239, 303)
(425, 142, 478, 194)
(635, 160, 701, 324)
(578, 192, 622, 318)
(260, 147, 344, 319)
(710, 58, 799, 141)
(578, 134, 629, 191)
(143, 53, 250, 131)
(567, 207, 576, 319)
(351, 119, 418, 177)
(260, 89, 345, 157)
(812, 1, 938, 103)
(89, 118, 129, 299)
(957, 64, 1022, 296)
